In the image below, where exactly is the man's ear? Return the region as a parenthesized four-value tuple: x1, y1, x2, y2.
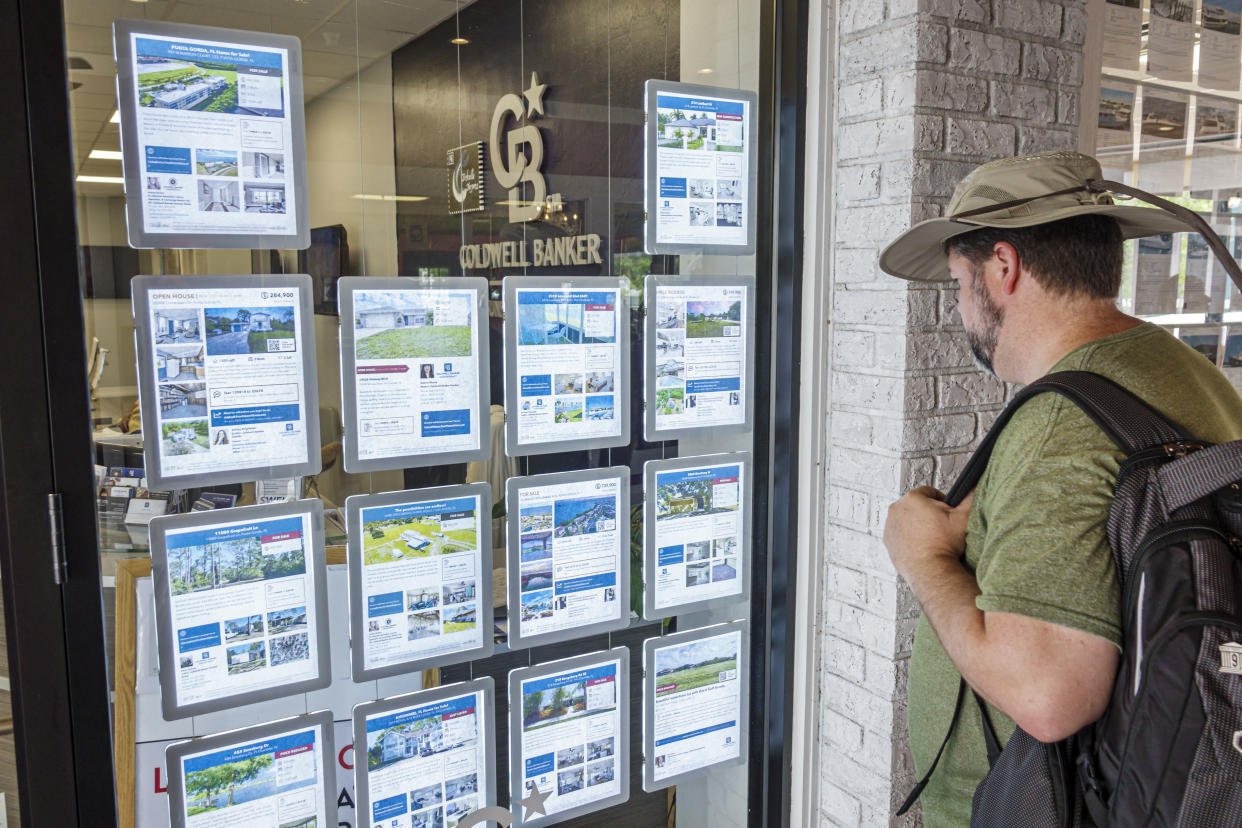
(992, 241, 1022, 296)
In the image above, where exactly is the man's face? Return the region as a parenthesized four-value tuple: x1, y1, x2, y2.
(947, 249, 1005, 376)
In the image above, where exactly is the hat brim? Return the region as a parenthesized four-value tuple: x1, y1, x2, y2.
(878, 203, 1199, 282)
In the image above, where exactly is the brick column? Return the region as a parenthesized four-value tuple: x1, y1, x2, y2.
(816, 1, 1086, 825)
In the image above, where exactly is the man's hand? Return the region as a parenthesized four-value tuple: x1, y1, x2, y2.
(883, 486, 974, 584)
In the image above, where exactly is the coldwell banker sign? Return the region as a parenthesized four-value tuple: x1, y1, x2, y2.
(457, 71, 604, 271)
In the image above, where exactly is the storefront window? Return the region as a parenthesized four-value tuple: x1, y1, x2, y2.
(1091, 0, 1242, 390)
(58, 0, 783, 825)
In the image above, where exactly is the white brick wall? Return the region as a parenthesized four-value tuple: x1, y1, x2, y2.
(815, 1, 1086, 825)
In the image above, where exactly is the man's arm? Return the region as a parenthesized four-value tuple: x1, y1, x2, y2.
(885, 487, 1118, 743)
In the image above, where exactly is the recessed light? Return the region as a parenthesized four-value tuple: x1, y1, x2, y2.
(352, 194, 429, 202)
(76, 175, 125, 184)
(109, 110, 120, 123)
(89, 149, 124, 160)
(451, 37, 469, 45)
(697, 67, 713, 74)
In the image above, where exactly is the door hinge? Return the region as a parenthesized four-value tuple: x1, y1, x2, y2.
(47, 493, 66, 585)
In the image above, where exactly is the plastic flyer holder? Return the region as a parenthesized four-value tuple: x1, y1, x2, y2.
(641, 621, 749, 792)
(504, 467, 631, 650)
(113, 18, 310, 251)
(338, 277, 491, 473)
(642, 452, 752, 620)
(643, 274, 756, 442)
(352, 678, 497, 828)
(502, 277, 630, 457)
(345, 483, 494, 681)
(150, 499, 331, 719)
(643, 79, 759, 256)
(508, 648, 631, 826)
(164, 709, 335, 828)
(132, 274, 321, 492)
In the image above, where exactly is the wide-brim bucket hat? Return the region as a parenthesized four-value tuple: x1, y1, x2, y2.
(879, 151, 1200, 282)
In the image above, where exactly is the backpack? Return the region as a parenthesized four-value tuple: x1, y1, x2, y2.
(897, 369, 1242, 827)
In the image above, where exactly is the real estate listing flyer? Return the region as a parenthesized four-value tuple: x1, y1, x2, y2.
(356, 681, 493, 828)
(645, 81, 757, 253)
(166, 711, 333, 828)
(507, 469, 629, 648)
(643, 624, 747, 790)
(135, 276, 318, 490)
(648, 456, 747, 615)
(151, 501, 328, 717)
(505, 280, 628, 455)
(347, 484, 492, 680)
(115, 20, 307, 247)
(340, 279, 488, 472)
(511, 650, 629, 825)
(649, 279, 750, 435)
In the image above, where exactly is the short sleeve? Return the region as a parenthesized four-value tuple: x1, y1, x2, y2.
(969, 394, 1123, 648)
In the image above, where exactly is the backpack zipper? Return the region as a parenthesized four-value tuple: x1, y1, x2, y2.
(1114, 612, 1242, 803)
(1121, 522, 1229, 615)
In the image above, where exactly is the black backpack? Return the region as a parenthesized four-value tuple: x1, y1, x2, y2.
(898, 369, 1242, 827)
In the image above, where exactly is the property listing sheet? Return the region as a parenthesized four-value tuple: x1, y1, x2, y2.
(652, 462, 744, 610)
(175, 723, 328, 827)
(121, 29, 300, 237)
(512, 288, 623, 448)
(514, 476, 623, 641)
(357, 494, 485, 671)
(363, 690, 489, 828)
(652, 283, 747, 430)
(650, 629, 744, 782)
(652, 92, 750, 247)
(141, 284, 311, 481)
(517, 660, 624, 819)
(349, 287, 481, 464)
(162, 512, 321, 707)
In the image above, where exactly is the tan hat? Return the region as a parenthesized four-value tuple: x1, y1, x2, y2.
(878, 150, 1198, 282)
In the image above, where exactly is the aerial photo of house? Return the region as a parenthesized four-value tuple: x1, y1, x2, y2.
(137, 55, 233, 111)
(161, 419, 210, 455)
(586, 395, 614, 420)
(195, 148, 237, 176)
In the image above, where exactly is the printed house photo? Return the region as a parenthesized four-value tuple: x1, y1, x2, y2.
(557, 745, 585, 767)
(554, 373, 584, 394)
(205, 306, 296, 355)
(173, 533, 306, 595)
(587, 759, 615, 787)
(353, 291, 473, 359)
(226, 640, 267, 674)
(152, 309, 202, 344)
(520, 505, 553, 533)
(197, 179, 240, 212)
(713, 556, 738, 582)
(408, 610, 440, 639)
(657, 475, 740, 520)
(716, 201, 744, 227)
(689, 202, 714, 226)
(267, 605, 308, 635)
(586, 395, 614, 420)
(243, 150, 285, 179)
(223, 613, 263, 643)
(183, 749, 275, 815)
(362, 508, 477, 564)
(445, 772, 478, 800)
(587, 737, 614, 760)
(688, 178, 715, 199)
(658, 106, 717, 149)
(519, 589, 554, 622)
(244, 182, 286, 214)
(443, 603, 476, 632)
(195, 148, 237, 176)
(686, 299, 743, 338)
(554, 398, 583, 423)
(407, 587, 439, 611)
(654, 635, 738, 697)
(517, 298, 615, 346)
(367, 703, 477, 771)
(520, 531, 552, 562)
(558, 767, 585, 795)
(155, 343, 205, 380)
(158, 382, 207, 418)
(522, 677, 592, 730)
(161, 419, 210, 455)
(656, 387, 685, 415)
(442, 579, 476, 604)
(554, 494, 615, 537)
(520, 559, 554, 592)
(135, 51, 237, 113)
(586, 371, 614, 392)
(686, 561, 710, 586)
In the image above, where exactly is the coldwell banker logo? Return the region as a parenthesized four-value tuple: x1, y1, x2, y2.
(490, 72, 555, 223)
(447, 141, 486, 215)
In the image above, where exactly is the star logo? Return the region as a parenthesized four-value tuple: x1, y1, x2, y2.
(523, 72, 548, 118)
(516, 781, 551, 818)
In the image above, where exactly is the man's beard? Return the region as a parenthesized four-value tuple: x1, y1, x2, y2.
(965, 263, 1004, 375)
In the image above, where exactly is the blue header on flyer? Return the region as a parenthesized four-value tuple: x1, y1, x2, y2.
(373, 794, 408, 820)
(211, 404, 301, 427)
(135, 36, 284, 71)
(657, 94, 745, 116)
(523, 663, 617, 696)
(517, 290, 616, 305)
(167, 515, 303, 549)
(656, 465, 740, 487)
(654, 720, 737, 747)
(366, 692, 479, 733)
(361, 496, 477, 525)
(182, 729, 314, 772)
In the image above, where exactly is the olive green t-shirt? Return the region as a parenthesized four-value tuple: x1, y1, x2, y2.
(908, 323, 1242, 828)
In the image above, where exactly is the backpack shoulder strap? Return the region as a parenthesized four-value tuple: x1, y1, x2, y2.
(944, 369, 1190, 506)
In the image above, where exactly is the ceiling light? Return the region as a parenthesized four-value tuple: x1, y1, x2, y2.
(76, 175, 125, 184)
(352, 194, 428, 202)
(697, 67, 713, 74)
(89, 149, 124, 161)
(109, 110, 120, 123)
(451, 37, 469, 45)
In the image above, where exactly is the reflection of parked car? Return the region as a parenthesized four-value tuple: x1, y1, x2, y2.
(1138, 233, 1173, 254)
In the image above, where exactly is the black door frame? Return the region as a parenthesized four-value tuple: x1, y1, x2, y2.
(3, 0, 808, 825)
(2, 0, 118, 825)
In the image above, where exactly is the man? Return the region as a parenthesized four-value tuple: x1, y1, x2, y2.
(877, 151, 1242, 826)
